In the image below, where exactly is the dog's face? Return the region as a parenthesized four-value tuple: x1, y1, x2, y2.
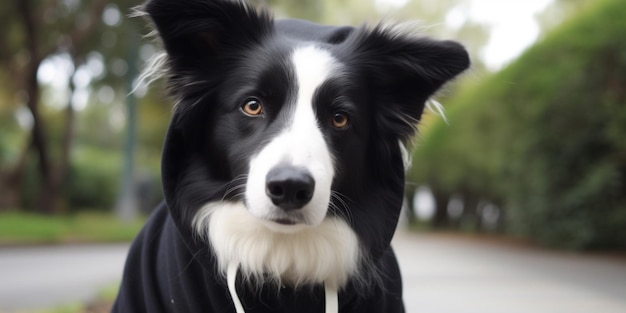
(210, 44, 374, 233)
(148, 0, 469, 248)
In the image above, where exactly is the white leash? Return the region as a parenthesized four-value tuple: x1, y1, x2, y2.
(227, 262, 338, 313)
(227, 263, 246, 313)
(324, 283, 339, 313)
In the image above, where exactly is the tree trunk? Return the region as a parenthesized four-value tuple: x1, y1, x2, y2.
(16, 0, 57, 214)
(27, 65, 58, 214)
(461, 191, 481, 232)
(431, 188, 450, 229)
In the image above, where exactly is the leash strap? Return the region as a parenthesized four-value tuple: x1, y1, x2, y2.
(324, 283, 338, 313)
(227, 263, 246, 313)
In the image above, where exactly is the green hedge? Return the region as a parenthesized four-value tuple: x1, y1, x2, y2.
(66, 147, 122, 210)
(66, 146, 162, 212)
(16, 145, 162, 213)
(410, 0, 626, 249)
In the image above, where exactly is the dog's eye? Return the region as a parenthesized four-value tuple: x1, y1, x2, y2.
(241, 99, 263, 116)
(331, 112, 350, 129)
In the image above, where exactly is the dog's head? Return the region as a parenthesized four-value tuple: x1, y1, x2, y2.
(145, 0, 468, 257)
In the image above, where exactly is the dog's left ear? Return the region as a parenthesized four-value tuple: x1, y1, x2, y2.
(349, 26, 470, 139)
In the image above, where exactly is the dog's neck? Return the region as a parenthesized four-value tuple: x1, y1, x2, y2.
(193, 202, 362, 289)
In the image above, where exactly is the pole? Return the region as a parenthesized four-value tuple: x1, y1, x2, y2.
(116, 22, 139, 222)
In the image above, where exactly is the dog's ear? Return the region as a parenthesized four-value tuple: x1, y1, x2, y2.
(143, 0, 272, 70)
(349, 26, 470, 140)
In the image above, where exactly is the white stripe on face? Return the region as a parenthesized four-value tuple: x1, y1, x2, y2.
(245, 46, 338, 232)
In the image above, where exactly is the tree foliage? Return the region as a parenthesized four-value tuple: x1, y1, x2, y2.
(409, 0, 626, 249)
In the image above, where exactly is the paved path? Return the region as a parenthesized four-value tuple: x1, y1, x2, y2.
(392, 232, 626, 313)
(1, 233, 626, 312)
(0, 244, 129, 312)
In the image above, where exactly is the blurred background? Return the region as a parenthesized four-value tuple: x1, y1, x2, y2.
(0, 0, 625, 312)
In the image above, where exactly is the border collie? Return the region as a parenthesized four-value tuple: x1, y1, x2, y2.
(113, 0, 469, 312)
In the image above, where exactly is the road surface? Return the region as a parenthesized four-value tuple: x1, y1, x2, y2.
(0, 244, 128, 311)
(393, 232, 626, 313)
(1, 232, 626, 312)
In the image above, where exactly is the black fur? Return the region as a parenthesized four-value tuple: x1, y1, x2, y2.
(113, 0, 469, 312)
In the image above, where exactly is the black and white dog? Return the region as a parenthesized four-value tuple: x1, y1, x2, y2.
(113, 0, 469, 312)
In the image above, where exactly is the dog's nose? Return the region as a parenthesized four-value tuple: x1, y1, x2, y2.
(265, 166, 315, 211)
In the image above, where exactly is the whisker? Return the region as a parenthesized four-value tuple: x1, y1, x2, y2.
(330, 191, 354, 225)
(221, 174, 248, 200)
(225, 182, 245, 192)
(222, 185, 246, 201)
(226, 191, 247, 201)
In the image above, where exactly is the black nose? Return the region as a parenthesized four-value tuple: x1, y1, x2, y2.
(265, 166, 315, 211)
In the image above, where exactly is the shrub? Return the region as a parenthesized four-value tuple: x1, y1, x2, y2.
(410, 0, 626, 249)
(66, 147, 122, 211)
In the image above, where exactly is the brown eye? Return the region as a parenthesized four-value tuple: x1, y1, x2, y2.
(331, 112, 349, 129)
(242, 99, 263, 116)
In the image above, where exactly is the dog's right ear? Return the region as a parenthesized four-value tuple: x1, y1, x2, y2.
(143, 0, 272, 70)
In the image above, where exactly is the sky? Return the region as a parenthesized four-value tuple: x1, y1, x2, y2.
(463, 0, 553, 70)
(378, 0, 554, 71)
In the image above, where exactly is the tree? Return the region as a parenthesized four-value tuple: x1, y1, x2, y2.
(0, 0, 139, 213)
(410, 0, 626, 249)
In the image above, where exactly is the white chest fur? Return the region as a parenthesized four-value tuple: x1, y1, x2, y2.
(193, 202, 361, 289)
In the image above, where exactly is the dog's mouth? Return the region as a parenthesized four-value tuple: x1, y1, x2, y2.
(260, 208, 309, 226)
(270, 218, 298, 225)
(245, 205, 317, 233)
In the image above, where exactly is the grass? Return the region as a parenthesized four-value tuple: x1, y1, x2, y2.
(32, 304, 84, 313)
(0, 211, 145, 245)
(27, 284, 119, 313)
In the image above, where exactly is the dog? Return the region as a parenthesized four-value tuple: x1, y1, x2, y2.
(112, 0, 469, 312)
